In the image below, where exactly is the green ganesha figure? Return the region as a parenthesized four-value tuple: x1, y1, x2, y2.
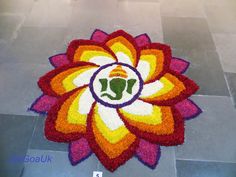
(99, 65, 137, 100)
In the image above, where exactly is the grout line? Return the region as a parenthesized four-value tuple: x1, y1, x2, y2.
(223, 74, 235, 106)
(176, 158, 236, 164)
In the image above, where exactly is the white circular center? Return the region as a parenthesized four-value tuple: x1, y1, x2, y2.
(91, 64, 141, 106)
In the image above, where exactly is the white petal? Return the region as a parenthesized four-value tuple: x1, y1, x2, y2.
(73, 68, 98, 87)
(78, 87, 95, 114)
(121, 100, 153, 115)
(97, 103, 124, 130)
(136, 60, 150, 81)
(140, 79, 164, 97)
(89, 56, 115, 66)
(116, 52, 133, 65)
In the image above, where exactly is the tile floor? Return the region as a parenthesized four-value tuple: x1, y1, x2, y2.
(0, 0, 236, 177)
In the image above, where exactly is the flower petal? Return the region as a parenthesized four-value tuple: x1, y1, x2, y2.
(49, 54, 70, 68)
(30, 94, 57, 114)
(137, 43, 171, 83)
(118, 100, 184, 145)
(45, 86, 95, 142)
(136, 139, 161, 169)
(105, 30, 139, 67)
(67, 40, 117, 66)
(135, 34, 151, 47)
(170, 57, 190, 74)
(90, 29, 108, 43)
(69, 138, 92, 165)
(86, 102, 139, 172)
(175, 99, 202, 120)
(38, 62, 98, 96)
(139, 71, 199, 106)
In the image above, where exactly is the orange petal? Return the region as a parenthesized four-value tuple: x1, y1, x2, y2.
(38, 62, 99, 96)
(67, 40, 117, 65)
(137, 43, 171, 83)
(105, 30, 139, 67)
(87, 103, 138, 159)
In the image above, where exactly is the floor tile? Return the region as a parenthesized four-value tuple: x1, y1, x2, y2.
(2, 27, 67, 64)
(176, 96, 236, 163)
(162, 17, 215, 50)
(0, 0, 33, 14)
(177, 160, 236, 177)
(21, 149, 99, 177)
(225, 72, 236, 107)
(205, 3, 236, 33)
(66, 0, 118, 43)
(0, 62, 52, 116)
(24, 0, 72, 28)
(29, 116, 68, 151)
(172, 49, 229, 96)
(0, 114, 37, 177)
(160, 0, 205, 17)
(213, 34, 236, 73)
(100, 147, 176, 177)
(117, 1, 163, 42)
(0, 14, 23, 42)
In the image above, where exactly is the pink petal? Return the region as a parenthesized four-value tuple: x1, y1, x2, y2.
(170, 57, 190, 74)
(135, 34, 151, 47)
(30, 95, 58, 114)
(49, 54, 70, 68)
(175, 99, 202, 120)
(69, 138, 92, 165)
(136, 139, 161, 169)
(90, 29, 108, 43)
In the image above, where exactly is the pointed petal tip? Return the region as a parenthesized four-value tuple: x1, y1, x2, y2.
(135, 139, 161, 169)
(91, 29, 108, 43)
(68, 138, 92, 166)
(175, 99, 202, 120)
(170, 57, 190, 74)
(30, 95, 57, 114)
(135, 33, 151, 47)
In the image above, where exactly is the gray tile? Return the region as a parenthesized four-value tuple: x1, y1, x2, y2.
(213, 34, 236, 73)
(117, 1, 163, 42)
(24, 0, 72, 28)
(0, 114, 37, 177)
(177, 160, 236, 177)
(172, 49, 229, 96)
(22, 149, 99, 177)
(205, 3, 236, 33)
(0, 0, 33, 14)
(225, 72, 236, 107)
(0, 14, 23, 42)
(160, 0, 205, 17)
(176, 96, 236, 163)
(29, 116, 68, 151)
(0, 62, 52, 116)
(66, 0, 118, 43)
(100, 147, 176, 177)
(2, 27, 67, 64)
(162, 17, 215, 50)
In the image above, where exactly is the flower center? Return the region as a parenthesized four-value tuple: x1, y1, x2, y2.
(89, 63, 143, 108)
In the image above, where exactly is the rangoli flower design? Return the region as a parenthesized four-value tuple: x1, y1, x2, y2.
(30, 30, 202, 172)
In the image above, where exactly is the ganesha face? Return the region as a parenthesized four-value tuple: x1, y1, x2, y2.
(89, 63, 143, 108)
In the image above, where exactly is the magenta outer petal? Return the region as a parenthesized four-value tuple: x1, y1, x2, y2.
(135, 139, 161, 169)
(170, 57, 190, 74)
(30, 94, 58, 114)
(135, 34, 151, 47)
(90, 29, 108, 43)
(68, 138, 92, 166)
(175, 99, 202, 120)
(49, 54, 70, 68)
